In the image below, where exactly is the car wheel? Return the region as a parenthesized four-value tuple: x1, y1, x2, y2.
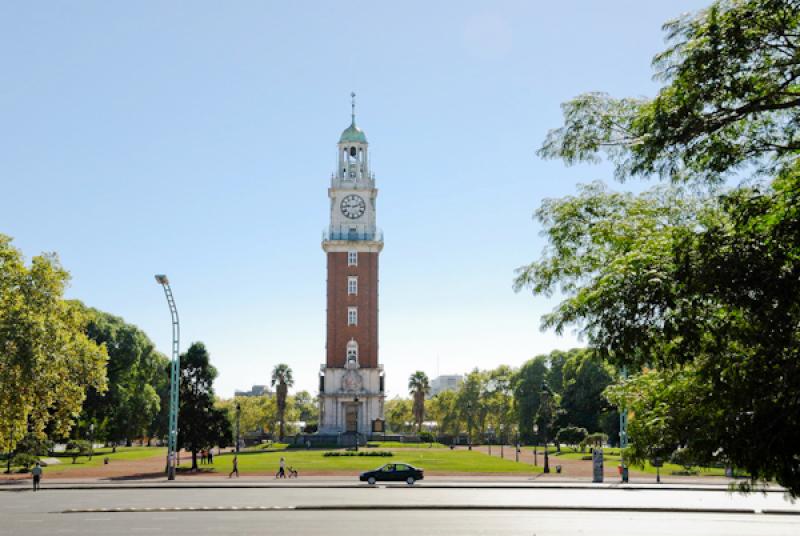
(406, 477, 415, 485)
(368, 477, 376, 485)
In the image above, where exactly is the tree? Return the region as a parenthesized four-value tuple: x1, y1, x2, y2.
(457, 369, 489, 443)
(216, 395, 275, 439)
(512, 357, 548, 443)
(408, 371, 430, 433)
(538, 0, 800, 186)
(271, 364, 294, 439)
(177, 342, 231, 470)
(79, 308, 167, 446)
(0, 235, 108, 451)
(385, 397, 412, 433)
(485, 366, 516, 443)
(293, 390, 319, 431)
(535, 383, 560, 448)
(556, 426, 588, 450)
(560, 350, 615, 433)
(427, 390, 461, 437)
(518, 0, 800, 494)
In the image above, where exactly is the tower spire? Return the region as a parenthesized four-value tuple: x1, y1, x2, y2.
(351, 91, 356, 125)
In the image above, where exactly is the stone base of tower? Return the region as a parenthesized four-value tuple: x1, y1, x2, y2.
(318, 364, 385, 436)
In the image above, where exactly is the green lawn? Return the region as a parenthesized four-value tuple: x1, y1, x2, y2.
(366, 441, 447, 449)
(552, 448, 726, 476)
(35, 447, 165, 474)
(220, 448, 541, 474)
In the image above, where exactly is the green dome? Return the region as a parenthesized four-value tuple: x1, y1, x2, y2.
(340, 121, 367, 144)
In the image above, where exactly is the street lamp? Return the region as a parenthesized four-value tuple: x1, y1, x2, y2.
(619, 367, 629, 483)
(353, 395, 360, 452)
(235, 403, 241, 454)
(155, 274, 180, 481)
(466, 402, 473, 451)
(500, 424, 505, 459)
(540, 382, 552, 474)
(89, 423, 95, 461)
(5, 429, 14, 474)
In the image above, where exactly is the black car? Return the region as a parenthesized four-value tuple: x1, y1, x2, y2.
(359, 463, 424, 485)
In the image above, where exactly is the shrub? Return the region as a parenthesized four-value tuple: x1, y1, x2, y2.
(66, 440, 92, 463)
(16, 434, 53, 456)
(670, 448, 695, 471)
(12, 453, 38, 472)
(556, 426, 588, 448)
(322, 451, 393, 457)
(419, 431, 435, 443)
(580, 432, 608, 450)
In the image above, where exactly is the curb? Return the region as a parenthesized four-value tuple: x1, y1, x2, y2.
(59, 504, 800, 515)
(2, 483, 768, 492)
(1, 482, 786, 493)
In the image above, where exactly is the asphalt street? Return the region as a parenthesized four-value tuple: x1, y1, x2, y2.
(1, 486, 798, 535)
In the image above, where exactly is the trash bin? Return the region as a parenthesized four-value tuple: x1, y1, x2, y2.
(556, 465, 562, 474)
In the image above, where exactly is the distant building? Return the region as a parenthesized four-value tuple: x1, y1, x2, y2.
(429, 375, 463, 397)
(235, 385, 271, 397)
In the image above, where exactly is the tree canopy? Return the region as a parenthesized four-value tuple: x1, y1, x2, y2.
(80, 307, 168, 445)
(518, 0, 800, 494)
(177, 342, 231, 468)
(0, 235, 107, 450)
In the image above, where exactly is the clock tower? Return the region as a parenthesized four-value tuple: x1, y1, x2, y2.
(318, 94, 385, 438)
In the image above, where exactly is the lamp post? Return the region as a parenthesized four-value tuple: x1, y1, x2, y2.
(487, 426, 493, 456)
(619, 367, 629, 483)
(540, 382, 552, 474)
(532, 424, 539, 467)
(500, 424, 505, 459)
(5, 429, 14, 474)
(155, 274, 180, 481)
(235, 403, 241, 454)
(353, 395, 360, 452)
(89, 423, 95, 461)
(466, 402, 473, 451)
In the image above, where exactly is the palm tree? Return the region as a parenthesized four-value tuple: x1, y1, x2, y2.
(408, 371, 430, 433)
(271, 364, 294, 439)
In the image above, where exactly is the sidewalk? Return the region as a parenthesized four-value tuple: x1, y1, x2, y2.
(0, 474, 780, 492)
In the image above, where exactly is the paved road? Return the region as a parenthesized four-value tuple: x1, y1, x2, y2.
(4, 510, 799, 536)
(2, 486, 798, 535)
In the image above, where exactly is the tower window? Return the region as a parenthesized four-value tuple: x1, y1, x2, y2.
(348, 307, 358, 326)
(348, 251, 358, 266)
(348, 276, 358, 295)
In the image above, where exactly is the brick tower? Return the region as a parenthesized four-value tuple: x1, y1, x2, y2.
(318, 94, 385, 437)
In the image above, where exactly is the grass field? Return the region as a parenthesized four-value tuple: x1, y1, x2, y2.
(25, 447, 165, 474)
(365, 441, 447, 449)
(220, 448, 541, 474)
(552, 447, 727, 476)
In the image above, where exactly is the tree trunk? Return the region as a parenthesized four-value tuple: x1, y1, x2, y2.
(191, 449, 197, 470)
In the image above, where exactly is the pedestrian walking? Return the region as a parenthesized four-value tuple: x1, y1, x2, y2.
(31, 462, 42, 491)
(229, 455, 239, 478)
(208, 450, 213, 464)
(201, 449, 207, 465)
(276, 457, 286, 478)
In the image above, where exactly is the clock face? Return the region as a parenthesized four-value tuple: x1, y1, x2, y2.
(340, 194, 366, 219)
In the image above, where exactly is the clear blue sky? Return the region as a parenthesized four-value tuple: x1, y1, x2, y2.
(1, 1, 709, 398)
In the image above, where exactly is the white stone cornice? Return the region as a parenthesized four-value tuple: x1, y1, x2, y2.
(322, 240, 384, 253)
